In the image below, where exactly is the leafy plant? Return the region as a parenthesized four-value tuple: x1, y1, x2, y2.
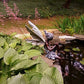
(0, 33, 63, 84)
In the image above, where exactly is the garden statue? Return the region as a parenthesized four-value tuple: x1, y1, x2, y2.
(44, 30, 61, 60)
(25, 21, 61, 60)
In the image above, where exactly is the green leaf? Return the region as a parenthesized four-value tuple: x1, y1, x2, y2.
(40, 75, 55, 84)
(36, 57, 49, 73)
(64, 49, 70, 52)
(0, 47, 4, 59)
(29, 73, 42, 84)
(3, 42, 9, 52)
(7, 73, 27, 84)
(10, 32, 17, 37)
(0, 75, 8, 84)
(11, 57, 40, 70)
(72, 48, 80, 52)
(9, 39, 20, 48)
(17, 42, 33, 53)
(0, 37, 6, 47)
(23, 57, 63, 84)
(80, 58, 84, 65)
(25, 49, 41, 58)
(4, 48, 18, 65)
(43, 67, 63, 84)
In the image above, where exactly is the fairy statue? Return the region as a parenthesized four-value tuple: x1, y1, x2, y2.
(25, 21, 60, 60)
(44, 30, 61, 60)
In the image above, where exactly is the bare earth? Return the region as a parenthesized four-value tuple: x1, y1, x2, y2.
(0, 16, 63, 34)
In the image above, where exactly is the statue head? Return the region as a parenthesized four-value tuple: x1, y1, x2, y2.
(44, 30, 53, 41)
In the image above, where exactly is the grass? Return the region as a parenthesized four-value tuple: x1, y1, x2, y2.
(0, 0, 84, 18)
(56, 15, 84, 35)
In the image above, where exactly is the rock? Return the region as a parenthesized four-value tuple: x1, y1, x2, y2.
(58, 35, 76, 44)
(14, 33, 32, 39)
(59, 35, 76, 40)
(74, 35, 84, 40)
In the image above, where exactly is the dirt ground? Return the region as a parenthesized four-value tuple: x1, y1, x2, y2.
(0, 16, 63, 34)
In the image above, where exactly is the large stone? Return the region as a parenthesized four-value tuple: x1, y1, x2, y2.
(74, 35, 84, 40)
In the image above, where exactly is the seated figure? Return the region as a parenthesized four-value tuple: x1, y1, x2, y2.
(44, 30, 60, 60)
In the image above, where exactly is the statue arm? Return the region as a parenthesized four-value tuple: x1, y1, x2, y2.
(45, 42, 56, 51)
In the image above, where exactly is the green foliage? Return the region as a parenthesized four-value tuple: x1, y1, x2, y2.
(56, 15, 84, 35)
(80, 58, 84, 65)
(24, 57, 63, 84)
(24, 49, 41, 58)
(0, 47, 4, 59)
(4, 48, 18, 65)
(39, 7, 52, 18)
(72, 48, 80, 52)
(7, 73, 27, 84)
(0, 37, 6, 47)
(0, 0, 84, 18)
(0, 33, 63, 84)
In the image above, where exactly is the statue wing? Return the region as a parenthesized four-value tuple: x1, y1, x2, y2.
(25, 21, 45, 42)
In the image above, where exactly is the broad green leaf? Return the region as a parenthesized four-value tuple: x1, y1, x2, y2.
(0, 75, 7, 84)
(0, 37, 6, 47)
(25, 72, 42, 84)
(32, 45, 44, 54)
(18, 54, 28, 60)
(10, 32, 17, 37)
(7, 73, 27, 84)
(11, 57, 40, 70)
(21, 44, 33, 51)
(30, 74, 42, 84)
(17, 42, 33, 53)
(4, 48, 18, 65)
(3, 42, 9, 52)
(10, 54, 29, 68)
(9, 39, 20, 48)
(25, 49, 41, 58)
(36, 57, 49, 73)
(0, 47, 4, 59)
(21, 40, 32, 47)
(40, 75, 55, 84)
(43, 67, 63, 84)
(25, 64, 37, 74)
(9, 54, 28, 69)
(25, 57, 48, 74)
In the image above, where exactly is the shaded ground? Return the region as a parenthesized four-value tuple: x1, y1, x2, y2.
(0, 16, 62, 34)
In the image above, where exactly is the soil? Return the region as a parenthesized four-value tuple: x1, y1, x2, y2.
(0, 16, 63, 34)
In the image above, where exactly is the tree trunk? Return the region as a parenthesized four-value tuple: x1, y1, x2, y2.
(63, 0, 71, 9)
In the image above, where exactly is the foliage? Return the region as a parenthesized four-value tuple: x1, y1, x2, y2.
(0, 33, 63, 84)
(2, 0, 21, 20)
(0, 0, 84, 18)
(80, 58, 84, 65)
(56, 15, 84, 35)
